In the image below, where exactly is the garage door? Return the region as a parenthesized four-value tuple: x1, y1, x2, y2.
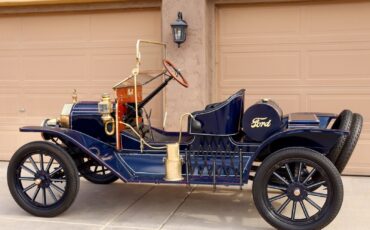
(0, 8, 162, 160)
(216, 1, 370, 175)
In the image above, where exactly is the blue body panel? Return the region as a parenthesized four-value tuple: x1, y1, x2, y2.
(189, 90, 245, 136)
(70, 101, 115, 144)
(20, 126, 131, 182)
(17, 89, 347, 186)
(20, 122, 346, 185)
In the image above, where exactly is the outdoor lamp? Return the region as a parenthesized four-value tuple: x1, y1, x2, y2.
(171, 12, 187, 47)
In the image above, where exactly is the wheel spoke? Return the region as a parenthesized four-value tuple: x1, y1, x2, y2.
(307, 191, 327, 198)
(277, 198, 291, 214)
(273, 172, 289, 185)
(299, 200, 309, 219)
(19, 177, 35, 181)
(268, 184, 287, 191)
(42, 187, 47, 206)
(306, 180, 326, 190)
(40, 154, 44, 171)
(28, 156, 39, 172)
(21, 165, 36, 175)
(94, 165, 98, 173)
(49, 166, 62, 177)
(303, 168, 317, 184)
(285, 163, 295, 183)
(291, 201, 297, 220)
(47, 187, 57, 202)
(50, 178, 67, 183)
(23, 183, 36, 193)
(297, 162, 303, 182)
(269, 193, 287, 202)
(102, 167, 106, 175)
(45, 157, 54, 173)
(32, 187, 40, 201)
(50, 183, 65, 194)
(305, 197, 322, 211)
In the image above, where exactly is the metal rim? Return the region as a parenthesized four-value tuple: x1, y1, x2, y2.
(15, 151, 68, 207)
(263, 159, 332, 224)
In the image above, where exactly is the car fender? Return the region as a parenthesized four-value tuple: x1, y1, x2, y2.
(253, 128, 348, 160)
(20, 126, 132, 181)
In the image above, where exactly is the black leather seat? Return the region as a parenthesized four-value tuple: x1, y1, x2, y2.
(189, 89, 245, 135)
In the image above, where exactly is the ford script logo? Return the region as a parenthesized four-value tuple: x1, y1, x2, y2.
(251, 117, 271, 128)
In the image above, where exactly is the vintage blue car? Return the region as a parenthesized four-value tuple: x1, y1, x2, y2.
(7, 40, 363, 230)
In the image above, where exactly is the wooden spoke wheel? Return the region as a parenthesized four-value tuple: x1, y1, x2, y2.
(7, 141, 79, 217)
(253, 147, 343, 230)
(78, 157, 118, 184)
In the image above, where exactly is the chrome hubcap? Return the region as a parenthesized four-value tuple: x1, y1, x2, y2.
(293, 188, 301, 196)
(34, 178, 42, 185)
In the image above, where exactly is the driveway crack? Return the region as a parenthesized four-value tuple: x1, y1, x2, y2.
(157, 185, 196, 230)
(100, 185, 155, 230)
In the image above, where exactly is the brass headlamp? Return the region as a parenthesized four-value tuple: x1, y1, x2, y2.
(98, 93, 115, 136)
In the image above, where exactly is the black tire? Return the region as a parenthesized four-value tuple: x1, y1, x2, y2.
(328, 110, 353, 163)
(78, 156, 118, 184)
(336, 113, 363, 173)
(253, 147, 343, 230)
(7, 141, 80, 217)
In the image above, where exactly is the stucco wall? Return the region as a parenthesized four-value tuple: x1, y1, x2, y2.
(162, 0, 211, 130)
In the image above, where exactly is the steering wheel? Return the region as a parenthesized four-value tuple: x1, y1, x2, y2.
(163, 59, 189, 88)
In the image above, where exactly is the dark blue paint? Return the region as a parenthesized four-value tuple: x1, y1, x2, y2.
(18, 90, 347, 186)
(71, 101, 116, 144)
(188, 89, 244, 135)
(243, 99, 283, 142)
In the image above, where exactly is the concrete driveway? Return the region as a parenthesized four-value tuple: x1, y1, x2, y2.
(0, 162, 369, 230)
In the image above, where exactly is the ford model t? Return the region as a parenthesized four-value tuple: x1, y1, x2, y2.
(7, 40, 363, 230)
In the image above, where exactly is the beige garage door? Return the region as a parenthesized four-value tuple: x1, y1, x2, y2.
(217, 1, 370, 175)
(0, 8, 162, 160)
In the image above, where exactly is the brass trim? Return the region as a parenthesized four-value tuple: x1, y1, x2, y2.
(59, 114, 70, 128)
(98, 94, 115, 136)
(164, 143, 184, 182)
(59, 103, 73, 128)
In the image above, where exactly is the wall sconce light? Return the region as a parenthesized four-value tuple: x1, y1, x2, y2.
(171, 12, 188, 48)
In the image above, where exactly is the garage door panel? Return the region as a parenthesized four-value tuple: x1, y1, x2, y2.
(0, 9, 161, 160)
(91, 54, 135, 80)
(219, 5, 300, 38)
(246, 94, 300, 114)
(21, 14, 89, 42)
(90, 10, 160, 41)
(0, 94, 20, 117)
(308, 49, 370, 79)
(304, 2, 370, 34)
(220, 51, 300, 82)
(343, 140, 370, 175)
(0, 130, 22, 159)
(22, 55, 87, 80)
(0, 17, 21, 43)
(0, 57, 19, 80)
(219, 88, 301, 114)
(23, 94, 75, 118)
(217, 2, 370, 175)
(307, 94, 370, 118)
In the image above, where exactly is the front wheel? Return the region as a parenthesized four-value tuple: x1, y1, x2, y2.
(7, 141, 80, 217)
(252, 147, 343, 230)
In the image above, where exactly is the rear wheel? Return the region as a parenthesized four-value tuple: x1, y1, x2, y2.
(78, 156, 118, 184)
(253, 147, 343, 230)
(328, 110, 352, 163)
(7, 141, 79, 217)
(336, 113, 363, 173)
